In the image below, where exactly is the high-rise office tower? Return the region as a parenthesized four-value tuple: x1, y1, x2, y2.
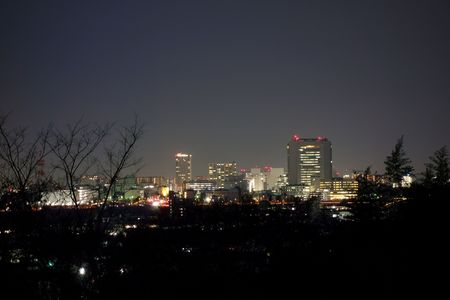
(175, 153, 192, 191)
(287, 135, 332, 188)
(208, 162, 238, 189)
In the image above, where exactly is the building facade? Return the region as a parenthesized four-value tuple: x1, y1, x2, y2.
(246, 168, 266, 192)
(175, 153, 192, 191)
(264, 167, 285, 190)
(185, 180, 216, 191)
(136, 176, 167, 187)
(320, 178, 358, 201)
(245, 167, 285, 192)
(208, 162, 238, 189)
(287, 135, 332, 190)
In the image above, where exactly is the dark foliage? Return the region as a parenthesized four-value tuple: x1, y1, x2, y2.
(384, 136, 414, 186)
(1, 185, 447, 299)
(425, 146, 450, 187)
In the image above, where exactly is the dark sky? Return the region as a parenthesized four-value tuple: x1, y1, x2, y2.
(1, 0, 450, 178)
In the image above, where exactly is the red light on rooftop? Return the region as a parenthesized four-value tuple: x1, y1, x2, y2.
(292, 134, 300, 141)
(317, 136, 325, 141)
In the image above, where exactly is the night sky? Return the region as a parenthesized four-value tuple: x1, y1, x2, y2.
(1, 0, 449, 178)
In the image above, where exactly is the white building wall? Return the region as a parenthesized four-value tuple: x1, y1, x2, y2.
(265, 168, 284, 190)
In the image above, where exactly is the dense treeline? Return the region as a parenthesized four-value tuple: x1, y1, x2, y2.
(0, 193, 447, 299)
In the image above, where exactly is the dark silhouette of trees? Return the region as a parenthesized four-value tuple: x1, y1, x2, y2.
(0, 113, 50, 210)
(350, 167, 387, 222)
(47, 117, 143, 231)
(413, 146, 450, 218)
(421, 164, 435, 188)
(95, 117, 143, 231)
(384, 135, 414, 187)
(47, 119, 110, 212)
(425, 146, 449, 187)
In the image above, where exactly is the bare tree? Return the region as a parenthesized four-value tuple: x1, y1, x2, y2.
(48, 119, 111, 213)
(95, 116, 143, 231)
(0, 113, 50, 210)
(48, 117, 143, 231)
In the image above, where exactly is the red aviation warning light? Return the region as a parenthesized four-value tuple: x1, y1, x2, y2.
(292, 134, 300, 141)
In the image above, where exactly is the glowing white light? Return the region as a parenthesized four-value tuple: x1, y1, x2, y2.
(152, 201, 160, 207)
(79, 267, 86, 276)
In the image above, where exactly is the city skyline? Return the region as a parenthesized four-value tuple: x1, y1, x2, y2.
(1, 0, 449, 177)
(1, 2, 448, 298)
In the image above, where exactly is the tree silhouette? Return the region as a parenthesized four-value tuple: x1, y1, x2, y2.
(350, 167, 386, 222)
(0, 113, 50, 210)
(425, 146, 449, 187)
(48, 117, 143, 231)
(48, 119, 110, 212)
(95, 117, 143, 231)
(421, 164, 435, 188)
(384, 135, 414, 187)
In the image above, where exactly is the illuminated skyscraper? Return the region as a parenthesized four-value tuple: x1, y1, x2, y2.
(208, 162, 237, 189)
(175, 153, 192, 191)
(287, 135, 332, 189)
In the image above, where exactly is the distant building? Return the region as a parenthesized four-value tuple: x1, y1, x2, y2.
(167, 178, 176, 192)
(274, 173, 289, 191)
(80, 175, 107, 187)
(42, 187, 97, 206)
(185, 180, 216, 191)
(320, 178, 359, 201)
(245, 167, 285, 192)
(222, 174, 247, 190)
(115, 175, 137, 193)
(246, 168, 266, 192)
(124, 189, 145, 201)
(136, 176, 167, 187)
(351, 171, 386, 184)
(287, 135, 332, 191)
(205, 187, 240, 203)
(208, 162, 238, 189)
(175, 153, 192, 191)
(183, 189, 196, 200)
(280, 184, 305, 198)
(264, 167, 285, 190)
